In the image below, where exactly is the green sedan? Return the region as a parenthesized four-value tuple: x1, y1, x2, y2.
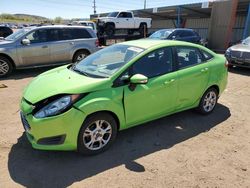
(20, 39, 228, 155)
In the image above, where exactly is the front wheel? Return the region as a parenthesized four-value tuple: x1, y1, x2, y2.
(78, 112, 118, 155)
(0, 56, 13, 78)
(197, 88, 218, 114)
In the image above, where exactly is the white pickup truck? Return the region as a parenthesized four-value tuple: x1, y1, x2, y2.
(96, 11, 152, 36)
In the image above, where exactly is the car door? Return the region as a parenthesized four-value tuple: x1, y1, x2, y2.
(175, 46, 210, 110)
(116, 12, 133, 28)
(48, 28, 72, 63)
(123, 47, 178, 126)
(16, 28, 51, 66)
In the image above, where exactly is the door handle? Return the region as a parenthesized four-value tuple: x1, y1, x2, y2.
(70, 42, 74, 45)
(42, 45, 48, 48)
(126, 19, 129, 21)
(201, 68, 208, 73)
(164, 79, 175, 85)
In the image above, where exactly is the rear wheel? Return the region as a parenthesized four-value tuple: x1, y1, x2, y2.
(73, 50, 90, 63)
(139, 23, 147, 36)
(0, 56, 13, 78)
(78, 112, 118, 155)
(197, 88, 218, 114)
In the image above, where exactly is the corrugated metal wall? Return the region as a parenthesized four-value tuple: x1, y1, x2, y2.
(232, 16, 246, 42)
(185, 18, 210, 39)
(150, 15, 246, 42)
(149, 19, 175, 33)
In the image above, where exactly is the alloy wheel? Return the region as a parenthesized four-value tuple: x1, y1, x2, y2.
(203, 91, 217, 112)
(83, 120, 112, 150)
(0, 60, 10, 76)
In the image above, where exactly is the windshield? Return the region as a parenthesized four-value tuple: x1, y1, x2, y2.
(107, 12, 119, 17)
(5, 28, 32, 41)
(72, 44, 145, 78)
(242, 37, 250, 45)
(149, 29, 172, 39)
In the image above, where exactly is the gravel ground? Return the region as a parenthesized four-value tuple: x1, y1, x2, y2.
(0, 67, 250, 188)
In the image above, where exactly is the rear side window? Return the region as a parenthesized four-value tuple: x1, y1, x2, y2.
(176, 46, 204, 69)
(200, 50, 214, 61)
(72, 28, 92, 39)
(60, 29, 72, 40)
(180, 31, 195, 37)
(47, 29, 60, 41)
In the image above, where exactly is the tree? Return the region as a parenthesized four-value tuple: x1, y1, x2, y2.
(54, 17, 63, 24)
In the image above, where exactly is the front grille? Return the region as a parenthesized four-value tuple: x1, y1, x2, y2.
(20, 112, 31, 131)
(231, 51, 250, 59)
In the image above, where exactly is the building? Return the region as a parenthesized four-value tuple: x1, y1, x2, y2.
(91, 0, 250, 51)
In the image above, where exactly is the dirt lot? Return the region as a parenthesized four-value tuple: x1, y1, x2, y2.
(0, 67, 250, 188)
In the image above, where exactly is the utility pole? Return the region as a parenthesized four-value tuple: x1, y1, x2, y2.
(144, 0, 146, 9)
(93, 0, 97, 14)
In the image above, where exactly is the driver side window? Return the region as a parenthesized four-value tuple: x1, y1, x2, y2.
(132, 47, 173, 78)
(25, 29, 47, 44)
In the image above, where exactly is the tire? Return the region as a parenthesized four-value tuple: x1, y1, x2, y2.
(73, 50, 90, 63)
(139, 23, 147, 36)
(78, 112, 118, 155)
(0, 56, 13, 78)
(105, 24, 115, 37)
(197, 87, 218, 115)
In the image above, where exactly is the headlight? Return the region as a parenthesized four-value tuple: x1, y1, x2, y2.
(225, 49, 231, 57)
(34, 94, 80, 119)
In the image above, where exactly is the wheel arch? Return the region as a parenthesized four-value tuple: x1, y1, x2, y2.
(72, 49, 91, 62)
(105, 22, 115, 27)
(84, 110, 121, 131)
(207, 84, 220, 95)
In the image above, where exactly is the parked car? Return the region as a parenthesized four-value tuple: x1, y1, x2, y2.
(0, 26, 13, 38)
(225, 36, 250, 68)
(96, 11, 152, 36)
(149, 28, 201, 44)
(0, 25, 99, 77)
(20, 39, 228, 155)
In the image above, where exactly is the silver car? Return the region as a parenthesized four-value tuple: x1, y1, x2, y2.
(225, 36, 250, 68)
(0, 25, 99, 77)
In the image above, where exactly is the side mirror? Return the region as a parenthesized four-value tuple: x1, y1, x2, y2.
(130, 74, 148, 84)
(21, 38, 30, 45)
(171, 35, 176, 39)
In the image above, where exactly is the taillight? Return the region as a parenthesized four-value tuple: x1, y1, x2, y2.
(95, 39, 99, 47)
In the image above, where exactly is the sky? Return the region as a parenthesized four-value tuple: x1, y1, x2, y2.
(0, 0, 209, 19)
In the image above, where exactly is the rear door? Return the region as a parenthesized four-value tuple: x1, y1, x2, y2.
(16, 28, 51, 66)
(174, 46, 210, 110)
(123, 47, 178, 126)
(48, 28, 72, 63)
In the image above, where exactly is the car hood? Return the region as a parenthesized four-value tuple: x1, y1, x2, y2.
(0, 40, 14, 47)
(23, 65, 110, 104)
(230, 43, 250, 52)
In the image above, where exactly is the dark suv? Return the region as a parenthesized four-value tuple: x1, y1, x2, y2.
(149, 28, 201, 44)
(0, 26, 13, 38)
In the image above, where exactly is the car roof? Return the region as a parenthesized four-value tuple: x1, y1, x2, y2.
(121, 39, 200, 49)
(155, 28, 195, 32)
(25, 25, 91, 29)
